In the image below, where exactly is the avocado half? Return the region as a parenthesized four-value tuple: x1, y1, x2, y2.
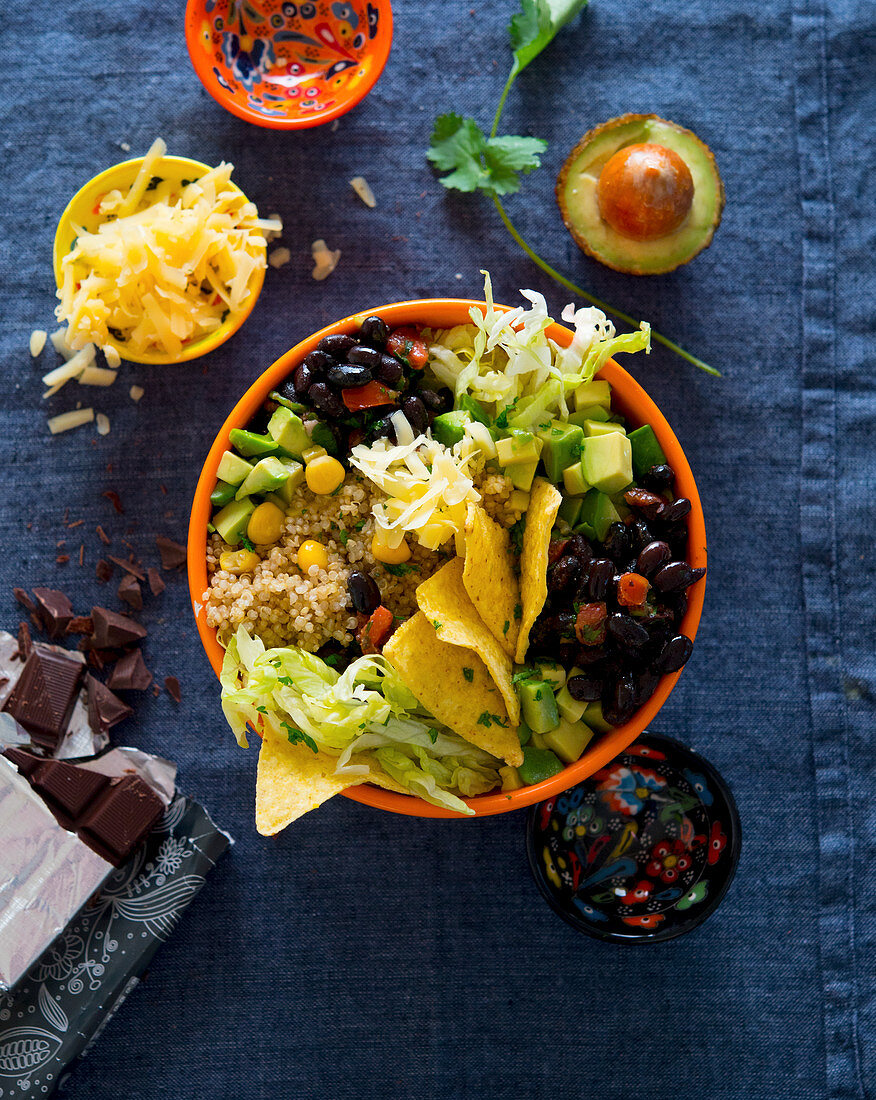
(556, 114, 725, 276)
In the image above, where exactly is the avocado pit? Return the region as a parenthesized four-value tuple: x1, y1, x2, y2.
(596, 143, 694, 241)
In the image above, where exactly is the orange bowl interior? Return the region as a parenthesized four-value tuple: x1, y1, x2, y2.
(185, 0, 393, 130)
(188, 298, 707, 817)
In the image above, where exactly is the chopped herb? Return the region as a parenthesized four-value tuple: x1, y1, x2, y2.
(513, 601, 522, 620)
(240, 536, 254, 551)
(277, 675, 295, 687)
(535, 688, 543, 701)
(324, 655, 340, 667)
(330, 484, 343, 496)
(256, 705, 267, 715)
(181, 178, 194, 186)
(145, 175, 163, 191)
(338, 529, 349, 546)
(281, 721, 318, 753)
(551, 427, 563, 437)
(221, 308, 230, 323)
(510, 517, 526, 556)
(490, 713, 509, 727)
(477, 712, 493, 727)
(428, 728, 439, 744)
(572, 441, 582, 458)
(512, 667, 538, 683)
(432, 619, 442, 631)
(495, 396, 519, 430)
(462, 667, 474, 682)
(354, 519, 367, 530)
(502, 620, 510, 635)
(107, 327, 125, 342)
(539, 421, 551, 431)
(384, 562, 418, 577)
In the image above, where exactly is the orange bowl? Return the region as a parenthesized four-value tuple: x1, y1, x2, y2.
(188, 299, 707, 817)
(184, 0, 393, 130)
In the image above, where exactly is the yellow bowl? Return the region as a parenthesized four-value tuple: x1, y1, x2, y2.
(53, 155, 266, 365)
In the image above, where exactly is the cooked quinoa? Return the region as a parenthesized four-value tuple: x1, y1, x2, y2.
(204, 470, 522, 652)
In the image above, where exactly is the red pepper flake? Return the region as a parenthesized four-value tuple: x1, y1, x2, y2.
(164, 676, 182, 703)
(96, 525, 111, 545)
(102, 489, 125, 514)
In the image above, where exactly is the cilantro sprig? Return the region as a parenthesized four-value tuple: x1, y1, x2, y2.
(426, 0, 719, 377)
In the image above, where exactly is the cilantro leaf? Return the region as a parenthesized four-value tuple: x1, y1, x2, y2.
(509, 0, 589, 79)
(463, 667, 474, 683)
(281, 721, 318, 754)
(428, 114, 546, 196)
(428, 728, 439, 744)
(482, 134, 546, 194)
(477, 712, 494, 727)
(240, 536, 255, 551)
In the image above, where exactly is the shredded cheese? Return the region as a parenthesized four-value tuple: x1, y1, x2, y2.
(96, 413, 111, 436)
(311, 239, 340, 281)
(268, 247, 291, 269)
(349, 176, 377, 208)
(56, 149, 268, 359)
(29, 330, 47, 357)
(48, 408, 94, 435)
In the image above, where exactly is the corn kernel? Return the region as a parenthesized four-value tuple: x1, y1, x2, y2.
(305, 455, 345, 495)
(297, 539, 329, 572)
(371, 532, 411, 564)
(302, 445, 327, 464)
(219, 549, 260, 575)
(246, 501, 286, 545)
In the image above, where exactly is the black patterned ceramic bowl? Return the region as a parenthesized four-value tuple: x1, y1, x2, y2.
(526, 732, 740, 942)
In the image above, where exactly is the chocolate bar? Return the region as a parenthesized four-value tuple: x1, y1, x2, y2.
(3, 645, 84, 750)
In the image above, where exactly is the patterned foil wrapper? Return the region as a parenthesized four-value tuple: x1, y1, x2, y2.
(0, 788, 231, 1096)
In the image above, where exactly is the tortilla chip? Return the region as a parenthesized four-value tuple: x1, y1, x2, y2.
(462, 503, 520, 659)
(255, 727, 369, 835)
(416, 558, 520, 726)
(383, 611, 523, 767)
(515, 477, 562, 665)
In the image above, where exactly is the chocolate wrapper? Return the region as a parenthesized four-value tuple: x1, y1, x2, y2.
(0, 791, 231, 1095)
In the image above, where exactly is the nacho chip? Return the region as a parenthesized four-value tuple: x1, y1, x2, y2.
(383, 611, 523, 767)
(462, 502, 520, 659)
(255, 727, 369, 835)
(515, 477, 562, 665)
(417, 558, 520, 726)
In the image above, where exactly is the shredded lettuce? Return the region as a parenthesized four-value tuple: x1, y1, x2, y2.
(220, 626, 502, 814)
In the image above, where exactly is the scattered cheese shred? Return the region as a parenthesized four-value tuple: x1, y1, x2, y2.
(29, 330, 47, 357)
(268, 247, 291, 269)
(78, 366, 119, 386)
(48, 408, 94, 435)
(311, 239, 340, 282)
(56, 148, 268, 359)
(96, 413, 111, 436)
(129, 385, 144, 402)
(42, 346, 95, 388)
(349, 176, 377, 208)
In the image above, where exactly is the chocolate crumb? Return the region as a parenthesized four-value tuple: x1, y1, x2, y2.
(96, 559, 114, 583)
(79, 544, 84, 566)
(118, 575, 143, 611)
(102, 489, 125, 514)
(147, 568, 165, 596)
(17, 621, 32, 660)
(155, 536, 187, 570)
(32, 588, 74, 637)
(66, 616, 94, 635)
(13, 588, 36, 614)
(164, 676, 182, 703)
(152, 683, 161, 697)
(107, 649, 152, 691)
(108, 555, 146, 581)
(85, 674, 133, 735)
(159, 484, 168, 495)
(67, 518, 84, 529)
(96, 525, 111, 545)
(56, 555, 69, 565)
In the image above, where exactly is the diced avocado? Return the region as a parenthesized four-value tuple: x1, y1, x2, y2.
(543, 718, 595, 764)
(580, 432, 633, 494)
(556, 670, 588, 723)
(457, 394, 491, 426)
(216, 450, 253, 486)
(582, 419, 626, 437)
(432, 409, 473, 447)
(534, 660, 566, 691)
(268, 389, 306, 414)
(310, 421, 339, 455)
(583, 700, 614, 734)
(518, 678, 560, 734)
(627, 424, 668, 480)
(558, 494, 583, 527)
(272, 459, 305, 505)
(574, 519, 597, 539)
(499, 765, 524, 792)
(579, 489, 622, 541)
(508, 460, 540, 492)
(213, 498, 256, 546)
(562, 462, 590, 497)
(229, 428, 279, 458)
(529, 731, 549, 750)
(267, 406, 310, 457)
(235, 456, 291, 501)
(573, 379, 612, 411)
(509, 489, 531, 512)
(537, 420, 584, 483)
(496, 431, 543, 467)
(210, 480, 237, 508)
(569, 403, 612, 426)
(518, 746, 565, 785)
(516, 720, 532, 747)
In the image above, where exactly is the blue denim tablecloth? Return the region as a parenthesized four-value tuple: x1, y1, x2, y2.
(0, 1, 873, 1097)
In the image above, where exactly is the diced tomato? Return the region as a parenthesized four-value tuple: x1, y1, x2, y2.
(617, 572, 650, 607)
(548, 538, 570, 565)
(357, 605, 395, 653)
(575, 602, 607, 646)
(342, 381, 398, 412)
(387, 327, 428, 369)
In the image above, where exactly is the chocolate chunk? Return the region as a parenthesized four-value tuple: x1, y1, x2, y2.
(3, 646, 84, 749)
(102, 489, 125, 514)
(66, 615, 94, 635)
(32, 759, 110, 821)
(109, 555, 146, 581)
(32, 588, 74, 638)
(17, 620, 33, 660)
(86, 674, 134, 734)
(2, 746, 42, 777)
(95, 559, 114, 583)
(147, 567, 165, 596)
(80, 774, 163, 865)
(156, 536, 187, 570)
(117, 574, 143, 610)
(107, 649, 152, 691)
(164, 676, 181, 703)
(13, 588, 36, 613)
(90, 606, 147, 649)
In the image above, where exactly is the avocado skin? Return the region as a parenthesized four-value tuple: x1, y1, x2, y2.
(556, 114, 725, 276)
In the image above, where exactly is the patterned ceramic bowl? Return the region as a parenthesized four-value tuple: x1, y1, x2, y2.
(526, 733, 741, 941)
(185, 0, 393, 129)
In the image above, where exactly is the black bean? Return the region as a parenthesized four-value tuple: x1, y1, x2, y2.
(632, 669, 661, 706)
(566, 674, 602, 702)
(401, 394, 428, 434)
(654, 634, 694, 673)
(374, 353, 404, 386)
(366, 416, 394, 443)
(629, 519, 654, 553)
(308, 382, 345, 418)
(652, 561, 706, 593)
(556, 610, 577, 638)
(318, 333, 356, 358)
(347, 570, 381, 615)
(547, 555, 582, 594)
(304, 349, 337, 375)
(346, 344, 382, 369)
(278, 379, 299, 404)
(624, 488, 666, 521)
(602, 522, 631, 563)
(642, 463, 675, 490)
(574, 645, 608, 667)
(636, 540, 672, 578)
(587, 559, 615, 601)
(292, 362, 315, 397)
(660, 497, 692, 525)
(565, 534, 594, 563)
(419, 389, 444, 412)
(359, 316, 389, 347)
(603, 674, 638, 725)
(606, 613, 649, 650)
(326, 362, 373, 387)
